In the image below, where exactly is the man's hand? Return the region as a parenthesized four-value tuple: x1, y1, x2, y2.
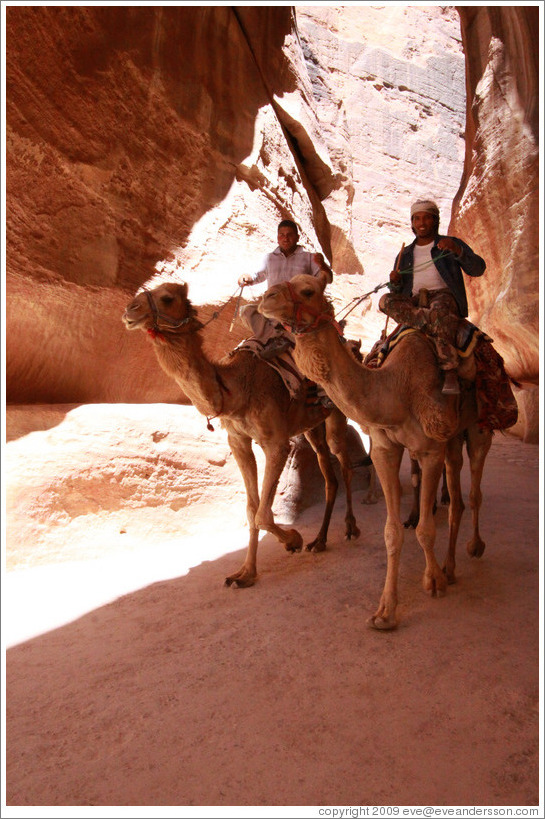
(389, 269, 402, 284)
(313, 252, 333, 283)
(437, 238, 462, 256)
(238, 275, 254, 287)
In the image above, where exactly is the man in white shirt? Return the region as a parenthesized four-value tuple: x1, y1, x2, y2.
(238, 219, 332, 355)
(379, 199, 486, 393)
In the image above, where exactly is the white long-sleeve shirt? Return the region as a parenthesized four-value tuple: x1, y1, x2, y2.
(246, 245, 322, 287)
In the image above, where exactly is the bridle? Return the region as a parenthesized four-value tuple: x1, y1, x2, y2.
(143, 288, 198, 338)
(281, 280, 344, 336)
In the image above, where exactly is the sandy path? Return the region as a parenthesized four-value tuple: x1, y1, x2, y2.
(3, 410, 540, 810)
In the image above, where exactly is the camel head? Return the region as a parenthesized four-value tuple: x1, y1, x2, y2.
(258, 271, 337, 334)
(123, 282, 203, 336)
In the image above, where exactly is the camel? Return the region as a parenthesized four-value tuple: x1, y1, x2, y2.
(259, 271, 493, 629)
(122, 281, 361, 588)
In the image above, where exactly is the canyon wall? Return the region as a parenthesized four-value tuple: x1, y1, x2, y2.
(452, 5, 540, 441)
(5, 5, 540, 439)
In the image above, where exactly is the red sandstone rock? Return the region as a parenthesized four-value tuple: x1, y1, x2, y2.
(5, 6, 539, 439)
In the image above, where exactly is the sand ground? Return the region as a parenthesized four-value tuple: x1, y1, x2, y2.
(3, 405, 541, 813)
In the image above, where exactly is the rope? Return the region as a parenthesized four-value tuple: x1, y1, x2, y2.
(335, 281, 390, 323)
(200, 286, 242, 328)
(229, 286, 244, 332)
(333, 250, 455, 323)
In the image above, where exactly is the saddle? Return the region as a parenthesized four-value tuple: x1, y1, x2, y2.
(231, 336, 333, 413)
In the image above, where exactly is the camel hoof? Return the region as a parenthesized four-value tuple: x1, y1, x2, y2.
(442, 566, 457, 585)
(224, 573, 256, 588)
(345, 522, 361, 540)
(423, 574, 448, 597)
(467, 537, 486, 558)
(367, 614, 397, 631)
(305, 538, 327, 553)
(285, 529, 304, 553)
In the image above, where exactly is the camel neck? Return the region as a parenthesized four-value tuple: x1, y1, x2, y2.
(152, 332, 227, 419)
(293, 325, 405, 428)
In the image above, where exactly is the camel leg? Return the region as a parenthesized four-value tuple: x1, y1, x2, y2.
(324, 411, 360, 540)
(465, 425, 492, 558)
(224, 431, 262, 588)
(404, 457, 421, 529)
(367, 437, 404, 631)
(254, 439, 304, 553)
(363, 462, 380, 504)
(303, 425, 338, 552)
(415, 450, 449, 598)
(440, 466, 450, 505)
(404, 458, 445, 528)
(443, 434, 465, 583)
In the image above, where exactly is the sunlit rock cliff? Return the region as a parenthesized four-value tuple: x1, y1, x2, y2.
(5, 5, 539, 439)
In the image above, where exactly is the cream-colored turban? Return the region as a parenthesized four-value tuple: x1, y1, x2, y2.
(410, 199, 440, 218)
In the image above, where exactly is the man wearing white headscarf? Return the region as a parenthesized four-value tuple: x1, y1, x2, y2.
(379, 199, 486, 393)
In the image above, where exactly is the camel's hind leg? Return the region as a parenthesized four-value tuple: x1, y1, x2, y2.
(325, 410, 361, 540)
(443, 433, 465, 583)
(465, 425, 492, 558)
(302, 424, 338, 552)
(367, 436, 404, 630)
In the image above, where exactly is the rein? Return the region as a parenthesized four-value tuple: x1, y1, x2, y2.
(333, 249, 455, 325)
(283, 280, 345, 336)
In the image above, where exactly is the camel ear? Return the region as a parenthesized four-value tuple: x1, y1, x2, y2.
(176, 282, 189, 299)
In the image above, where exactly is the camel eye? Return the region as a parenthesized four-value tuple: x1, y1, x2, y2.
(161, 295, 174, 305)
(301, 289, 314, 298)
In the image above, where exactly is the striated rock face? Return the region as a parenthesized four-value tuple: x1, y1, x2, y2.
(452, 5, 540, 441)
(5, 5, 539, 439)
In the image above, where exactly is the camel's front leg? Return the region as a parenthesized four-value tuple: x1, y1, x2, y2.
(367, 439, 404, 630)
(404, 457, 422, 529)
(255, 439, 303, 553)
(443, 434, 465, 583)
(224, 431, 261, 588)
(415, 449, 448, 597)
(465, 426, 492, 558)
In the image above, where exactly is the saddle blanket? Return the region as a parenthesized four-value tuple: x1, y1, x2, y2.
(230, 337, 304, 399)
